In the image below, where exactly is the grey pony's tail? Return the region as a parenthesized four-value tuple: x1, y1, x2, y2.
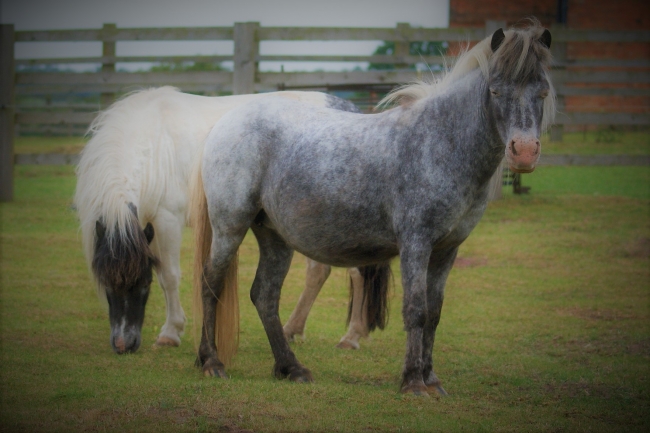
(347, 262, 392, 332)
(190, 160, 239, 368)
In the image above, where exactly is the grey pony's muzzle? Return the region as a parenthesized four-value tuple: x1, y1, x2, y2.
(506, 133, 541, 173)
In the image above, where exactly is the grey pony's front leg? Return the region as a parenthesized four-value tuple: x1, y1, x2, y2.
(399, 245, 432, 396)
(422, 247, 458, 396)
(251, 224, 312, 382)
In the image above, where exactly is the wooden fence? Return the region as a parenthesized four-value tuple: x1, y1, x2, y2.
(1, 21, 649, 200)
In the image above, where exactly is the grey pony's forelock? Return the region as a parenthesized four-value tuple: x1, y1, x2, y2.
(376, 20, 556, 130)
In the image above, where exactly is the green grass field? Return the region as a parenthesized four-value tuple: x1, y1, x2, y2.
(1, 133, 649, 432)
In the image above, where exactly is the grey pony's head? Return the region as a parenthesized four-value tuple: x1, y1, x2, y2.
(486, 23, 554, 173)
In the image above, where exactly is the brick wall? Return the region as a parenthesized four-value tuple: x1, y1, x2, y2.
(449, 0, 650, 120)
(566, 0, 649, 115)
(449, 0, 556, 28)
(567, 0, 648, 30)
(446, 0, 556, 55)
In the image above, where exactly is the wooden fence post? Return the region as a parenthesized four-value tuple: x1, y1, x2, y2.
(486, 20, 506, 201)
(233, 22, 259, 95)
(1, 24, 15, 202)
(101, 23, 116, 108)
(395, 23, 410, 70)
(550, 24, 567, 142)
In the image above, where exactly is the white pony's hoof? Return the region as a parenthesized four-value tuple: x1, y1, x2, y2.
(154, 335, 180, 347)
(284, 330, 306, 343)
(336, 339, 360, 350)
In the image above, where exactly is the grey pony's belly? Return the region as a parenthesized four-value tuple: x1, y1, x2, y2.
(294, 244, 399, 268)
(254, 209, 398, 268)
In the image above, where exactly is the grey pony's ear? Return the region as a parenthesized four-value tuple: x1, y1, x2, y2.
(539, 29, 552, 49)
(96, 220, 106, 242)
(143, 222, 155, 245)
(491, 28, 506, 52)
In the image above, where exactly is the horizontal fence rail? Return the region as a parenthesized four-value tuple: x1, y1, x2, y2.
(14, 153, 650, 167)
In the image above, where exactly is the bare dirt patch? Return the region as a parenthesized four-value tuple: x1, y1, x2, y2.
(546, 333, 650, 358)
(545, 380, 622, 399)
(454, 256, 488, 268)
(623, 237, 650, 259)
(558, 307, 639, 321)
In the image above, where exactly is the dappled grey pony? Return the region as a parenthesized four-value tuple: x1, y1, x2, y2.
(192, 22, 555, 396)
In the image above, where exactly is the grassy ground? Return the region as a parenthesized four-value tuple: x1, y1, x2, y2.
(1, 133, 649, 432)
(541, 129, 650, 155)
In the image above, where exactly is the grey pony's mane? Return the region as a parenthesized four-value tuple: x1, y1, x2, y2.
(377, 20, 556, 131)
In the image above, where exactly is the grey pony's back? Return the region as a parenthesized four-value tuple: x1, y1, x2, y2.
(325, 94, 361, 113)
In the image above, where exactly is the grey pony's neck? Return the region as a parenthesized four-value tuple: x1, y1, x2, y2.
(400, 68, 504, 188)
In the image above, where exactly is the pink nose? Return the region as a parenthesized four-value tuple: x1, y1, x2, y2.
(506, 134, 540, 173)
(114, 336, 126, 354)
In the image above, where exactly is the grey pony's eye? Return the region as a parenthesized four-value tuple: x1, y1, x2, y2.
(490, 88, 499, 97)
(539, 90, 549, 99)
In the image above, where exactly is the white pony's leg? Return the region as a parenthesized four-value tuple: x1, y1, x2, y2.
(150, 211, 186, 346)
(336, 267, 369, 349)
(283, 259, 331, 342)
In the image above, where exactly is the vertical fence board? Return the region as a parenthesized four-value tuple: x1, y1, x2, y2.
(101, 23, 117, 108)
(394, 23, 410, 69)
(1, 24, 15, 202)
(233, 22, 259, 95)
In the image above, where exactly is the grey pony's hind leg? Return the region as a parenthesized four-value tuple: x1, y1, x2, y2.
(197, 259, 227, 378)
(197, 232, 245, 378)
(251, 224, 312, 382)
(283, 259, 331, 342)
(421, 247, 458, 396)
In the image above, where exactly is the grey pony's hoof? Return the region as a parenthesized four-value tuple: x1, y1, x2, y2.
(424, 373, 447, 396)
(203, 366, 228, 378)
(197, 357, 228, 379)
(274, 364, 313, 383)
(400, 381, 430, 397)
(428, 383, 447, 396)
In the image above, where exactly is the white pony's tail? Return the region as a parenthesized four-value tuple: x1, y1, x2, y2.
(190, 154, 240, 367)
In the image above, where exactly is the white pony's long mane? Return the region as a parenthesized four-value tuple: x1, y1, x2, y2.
(74, 87, 183, 278)
(378, 20, 556, 131)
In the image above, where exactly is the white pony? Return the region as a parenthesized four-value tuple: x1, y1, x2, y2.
(74, 87, 389, 354)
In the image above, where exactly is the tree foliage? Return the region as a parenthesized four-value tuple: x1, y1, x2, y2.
(369, 41, 447, 70)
